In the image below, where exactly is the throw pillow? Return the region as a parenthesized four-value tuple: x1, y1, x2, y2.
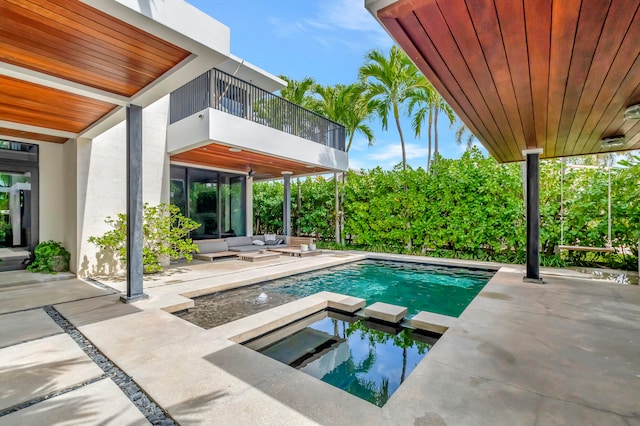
(276, 239, 285, 245)
(264, 233, 276, 242)
(265, 240, 277, 246)
(252, 240, 265, 246)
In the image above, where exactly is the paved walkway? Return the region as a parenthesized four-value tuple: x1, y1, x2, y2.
(0, 254, 638, 425)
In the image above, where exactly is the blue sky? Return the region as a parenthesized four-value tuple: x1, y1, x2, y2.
(186, 0, 480, 171)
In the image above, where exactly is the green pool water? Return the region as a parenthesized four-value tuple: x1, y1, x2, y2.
(276, 259, 494, 318)
(175, 259, 495, 329)
(244, 310, 439, 407)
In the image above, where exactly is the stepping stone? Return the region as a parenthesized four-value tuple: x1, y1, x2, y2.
(411, 311, 457, 334)
(364, 302, 407, 323)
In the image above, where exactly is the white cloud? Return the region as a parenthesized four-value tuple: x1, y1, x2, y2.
(368, 143, 430, 161)
(268, 1, 393, 51)
(346, 157, 367, 171)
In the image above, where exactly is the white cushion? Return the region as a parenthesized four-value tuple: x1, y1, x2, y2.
(252, 240, 266, 246)
(264, 233, 276, 242)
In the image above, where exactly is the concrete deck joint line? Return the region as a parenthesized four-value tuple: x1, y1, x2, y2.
(0, 375, 107, 417)
(39, 306, 177, 425)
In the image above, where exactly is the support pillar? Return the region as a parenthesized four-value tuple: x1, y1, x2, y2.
(523, 148, 543, 284)
(282, 171, 292, 236)
(122, 105, 147, 302)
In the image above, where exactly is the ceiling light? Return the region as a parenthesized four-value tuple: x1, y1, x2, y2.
(601, 136, 625, 149)
(305, 165, 315, 168)
(624, 104, 640, 120)
(247, 167, 256, 177)
(229, 147, 242, 152)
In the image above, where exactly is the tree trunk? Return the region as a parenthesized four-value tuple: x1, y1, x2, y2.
(434, 101, 439, 166)
(334, 173, 340, 244)
(427, 108, 433, 173)
(394, 103, 407, 170)
(394, 103, 411, 250)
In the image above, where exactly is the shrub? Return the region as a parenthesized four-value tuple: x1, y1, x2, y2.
(88, 203, 201, 273)
(28, 240, 70, 274)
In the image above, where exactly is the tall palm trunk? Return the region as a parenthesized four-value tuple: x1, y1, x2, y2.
(434, 102, 439, 163)
(393, 103, 407, 170)
(394, 102, 411, 250)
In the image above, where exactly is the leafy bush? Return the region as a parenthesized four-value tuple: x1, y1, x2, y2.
(252, 150, 640, 270)
(88, 203, 201, 273)
(28, 240, 70, 274)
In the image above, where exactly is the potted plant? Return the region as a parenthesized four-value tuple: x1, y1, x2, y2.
(88, 203, 201, 273)
(27, 240, 70, 274)
(300, 243, 309, 252)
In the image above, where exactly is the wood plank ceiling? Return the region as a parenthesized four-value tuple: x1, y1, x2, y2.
(0, 0, 190, 142)
(171, 143, 331, 180)
(378, 0, 640, 163)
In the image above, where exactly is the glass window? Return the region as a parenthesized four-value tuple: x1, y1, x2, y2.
(170, 165, 246, 239)
(189, 169, 218, 239)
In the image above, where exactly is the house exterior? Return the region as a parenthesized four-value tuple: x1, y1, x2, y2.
(0, 0, 348, 287)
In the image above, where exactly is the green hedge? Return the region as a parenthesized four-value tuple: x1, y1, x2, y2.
(253, 149, 640, 270)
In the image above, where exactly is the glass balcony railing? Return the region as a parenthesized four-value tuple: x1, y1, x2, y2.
(170, 69, 346, 151)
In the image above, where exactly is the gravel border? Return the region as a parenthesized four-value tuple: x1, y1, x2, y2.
(0, 306, 176, 425)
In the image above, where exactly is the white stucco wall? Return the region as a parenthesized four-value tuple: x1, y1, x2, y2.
(36, 142, 67, 244)
(76, 96, 171, 277)
(167, 108, 349, 172)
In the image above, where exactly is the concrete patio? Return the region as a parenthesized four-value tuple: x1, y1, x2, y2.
(0, 253, 638, 425)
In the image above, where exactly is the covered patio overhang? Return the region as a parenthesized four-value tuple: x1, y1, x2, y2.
(367, 0, 640, 281)
(0, 0, 233, 300)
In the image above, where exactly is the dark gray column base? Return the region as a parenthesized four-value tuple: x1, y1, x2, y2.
(523, 277, 544, 284)
(120, 293, 149, 303)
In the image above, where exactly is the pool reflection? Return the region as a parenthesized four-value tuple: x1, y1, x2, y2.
(244, 311, 439, 406)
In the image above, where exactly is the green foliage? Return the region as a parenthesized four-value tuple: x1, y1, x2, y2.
(253, 182, 284, 234)
(28, 240, 70, 274)
(253, 150, 640, 270)
(88, 203, 201, 273)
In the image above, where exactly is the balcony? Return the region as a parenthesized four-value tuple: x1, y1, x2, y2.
(170, 69, 346, 152)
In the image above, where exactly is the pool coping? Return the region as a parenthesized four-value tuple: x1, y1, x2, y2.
(5, 253, 639, 425)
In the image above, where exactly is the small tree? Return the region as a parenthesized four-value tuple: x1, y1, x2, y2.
(88, 203, 201, 273)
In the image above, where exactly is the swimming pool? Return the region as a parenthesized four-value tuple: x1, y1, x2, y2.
(244, 310, 439, 406)
(175, 259, 495, 329)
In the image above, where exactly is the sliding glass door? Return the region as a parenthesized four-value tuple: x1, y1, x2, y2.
(0, 171, 32, 248)
(0, 140, 38, 271)
(170, 165, 246, 239)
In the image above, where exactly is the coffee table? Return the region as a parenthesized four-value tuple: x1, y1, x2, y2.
(238, 251, 281, 262)
(270, 247, 322, 257)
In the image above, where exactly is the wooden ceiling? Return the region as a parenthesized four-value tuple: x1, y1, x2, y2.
(0, 75, 116, 134)
(0, 127, 68, 144)
(0, 0, 190, 140)
(378, 0, 640, 162)
(171, 143, 331, 179)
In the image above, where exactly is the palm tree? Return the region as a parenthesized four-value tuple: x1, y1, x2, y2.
(359, 46, 420, 170)
(455, 121, 477, 151)
(408, 77, 455, 172)
(407, 81, 437, 171)
(278, 75, 318, 109)
(277, 76, 318, 236)
(433, 96, 455, 161)
(314, 83, 375, 243)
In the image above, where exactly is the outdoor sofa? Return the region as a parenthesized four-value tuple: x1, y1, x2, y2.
(193, 235, 314, 261)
